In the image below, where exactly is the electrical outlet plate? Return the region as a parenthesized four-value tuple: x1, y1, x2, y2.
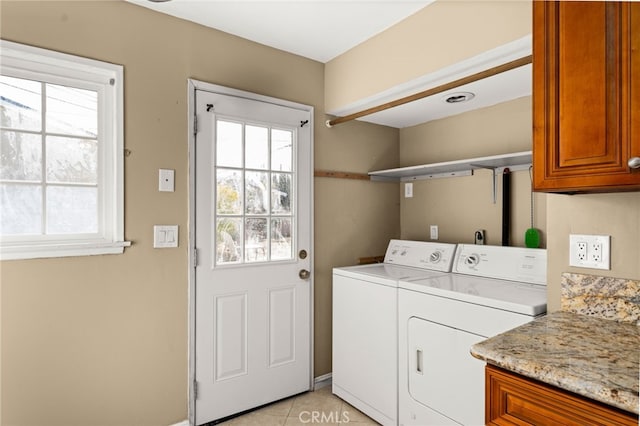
(404, 182, 413, 198)
(159, 169, 175, 192)
(569, 234, 610, 270)
(430, 225, 438, 240)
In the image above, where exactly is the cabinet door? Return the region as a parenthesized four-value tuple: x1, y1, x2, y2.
(533, 1, 640, 192)
(486, 365, 638, 426)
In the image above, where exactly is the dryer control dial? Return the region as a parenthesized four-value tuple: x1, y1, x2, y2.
(465, 254, 480, 266)
(429, 251, 442, 263)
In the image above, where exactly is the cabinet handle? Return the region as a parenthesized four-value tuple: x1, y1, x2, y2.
(629, 157, 640, 169)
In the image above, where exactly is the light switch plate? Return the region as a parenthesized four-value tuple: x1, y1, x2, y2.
(154, 225, 178, 248)
(159, 169, 175, 192)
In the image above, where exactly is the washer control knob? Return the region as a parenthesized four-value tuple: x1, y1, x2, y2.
(465, 254, 480, 266)
(429, 251, 442, 263)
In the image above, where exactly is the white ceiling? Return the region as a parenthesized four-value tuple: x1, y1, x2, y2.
(126, 0, 433, 63)
(126, 0, 531, 128)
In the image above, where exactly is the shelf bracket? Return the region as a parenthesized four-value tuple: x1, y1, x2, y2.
(470, 162, 532, 204)
(471, 164, 498, 204)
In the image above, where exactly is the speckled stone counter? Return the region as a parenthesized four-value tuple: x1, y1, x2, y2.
(561, 273, 640, 324)
(471, 273, 640, 415)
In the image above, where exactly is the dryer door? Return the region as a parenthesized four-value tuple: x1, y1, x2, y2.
(407, 317, 486, 426)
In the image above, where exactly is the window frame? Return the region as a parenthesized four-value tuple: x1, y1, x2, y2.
(0, 40, 129, 260)
(213, 116, 297, 267)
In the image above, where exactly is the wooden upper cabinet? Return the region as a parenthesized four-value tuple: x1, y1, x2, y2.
(533, 1, 640, 192)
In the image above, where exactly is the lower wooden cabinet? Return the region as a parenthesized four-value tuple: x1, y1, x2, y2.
(485, 364, 638, 426)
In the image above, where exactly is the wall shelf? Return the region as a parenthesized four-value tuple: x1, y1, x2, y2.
(368, 151, 532, 181)
(368, 150, 533, 203)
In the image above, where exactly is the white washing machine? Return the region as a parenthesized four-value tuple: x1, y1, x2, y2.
(398, 244, 547, 426)
(332, 240, 458, 426)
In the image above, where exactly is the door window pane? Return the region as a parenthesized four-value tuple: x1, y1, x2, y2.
(0, 131, 42, 181)
(46, 136, 97, 184)
(216, 218, 242, 264)
(214, 119, 295, 265)
(245, 218, 267, 262)
(245, 171, 268, 215)
(271, 173, 291, 214)
(46, 186, 97, 234)
(45, 83, 97, 137)
(0, 183, 42, 235)
(216, 120, 242, 168)
(216, 169, 242, 215)
(271, 129, 292, 172)
(271, 218, 292, 260)
(245, 125, 268, 170)
(0, 75, 42, 131)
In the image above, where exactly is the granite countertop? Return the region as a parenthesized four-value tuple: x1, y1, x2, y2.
(471, 310, 639, 414)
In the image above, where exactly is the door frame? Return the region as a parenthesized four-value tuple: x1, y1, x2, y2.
(187, 79, 315, 425)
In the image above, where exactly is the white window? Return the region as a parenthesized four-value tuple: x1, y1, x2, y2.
(214, 118, 295, 265)
(0, 40, 129, 260)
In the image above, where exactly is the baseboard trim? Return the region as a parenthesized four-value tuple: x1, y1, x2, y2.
(169, 420, 189, 426)
(314, 373, 332, 389)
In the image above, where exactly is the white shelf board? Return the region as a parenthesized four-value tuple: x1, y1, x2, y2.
(369, 151, 532, 182)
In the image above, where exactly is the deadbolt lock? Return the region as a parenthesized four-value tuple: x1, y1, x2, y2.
(299, 249, 308, 259)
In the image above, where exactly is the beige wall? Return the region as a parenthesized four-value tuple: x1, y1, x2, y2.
(0, 2, 399, 425)
(399, 97, 546, 248)
(545, 193, 640, 312)
(325, 0, 531, 112)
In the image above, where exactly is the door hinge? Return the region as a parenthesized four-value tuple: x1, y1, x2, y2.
(193, 115, 198, 134)
(193, 380, 199, 400)
(193, 248, 198, 267)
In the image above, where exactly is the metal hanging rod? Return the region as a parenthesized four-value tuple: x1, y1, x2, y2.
(325, 55, 533, 128)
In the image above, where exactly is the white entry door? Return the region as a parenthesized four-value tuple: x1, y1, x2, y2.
(194, 87, 313, 425)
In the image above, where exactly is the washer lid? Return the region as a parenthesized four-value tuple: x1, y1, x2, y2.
(399, 273, 547, 316)
(333, 263, 452, 286)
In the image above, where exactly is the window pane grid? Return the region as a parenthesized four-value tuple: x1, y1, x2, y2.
(215, 119, 294, 266)
(0, 77, 99, 237)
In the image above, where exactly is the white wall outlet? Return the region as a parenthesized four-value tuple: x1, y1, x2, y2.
(576, 241, 587, 261)
(430, 225, 438, 240)
(159, 169, 175, 192)
(404, 182, 413, 198)
(569, 234, 610, 270)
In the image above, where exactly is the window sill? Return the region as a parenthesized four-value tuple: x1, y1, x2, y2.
(0, 240, 132, 261)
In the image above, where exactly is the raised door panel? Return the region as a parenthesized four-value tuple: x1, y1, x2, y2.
(486, 365, 638, 426)
(533, 1, 640, 192)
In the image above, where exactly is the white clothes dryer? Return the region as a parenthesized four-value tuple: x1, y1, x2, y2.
(332, 240, 457, 426)
(398, 244, 547, 426)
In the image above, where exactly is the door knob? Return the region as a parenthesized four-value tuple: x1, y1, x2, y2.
(628, 157, 640, 169)
(299, 269, 310, 280)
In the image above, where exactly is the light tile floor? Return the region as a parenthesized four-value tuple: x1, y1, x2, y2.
(218, 385, 380, 426)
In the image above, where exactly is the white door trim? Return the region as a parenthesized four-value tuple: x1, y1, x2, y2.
(187, 79, 314, 425)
